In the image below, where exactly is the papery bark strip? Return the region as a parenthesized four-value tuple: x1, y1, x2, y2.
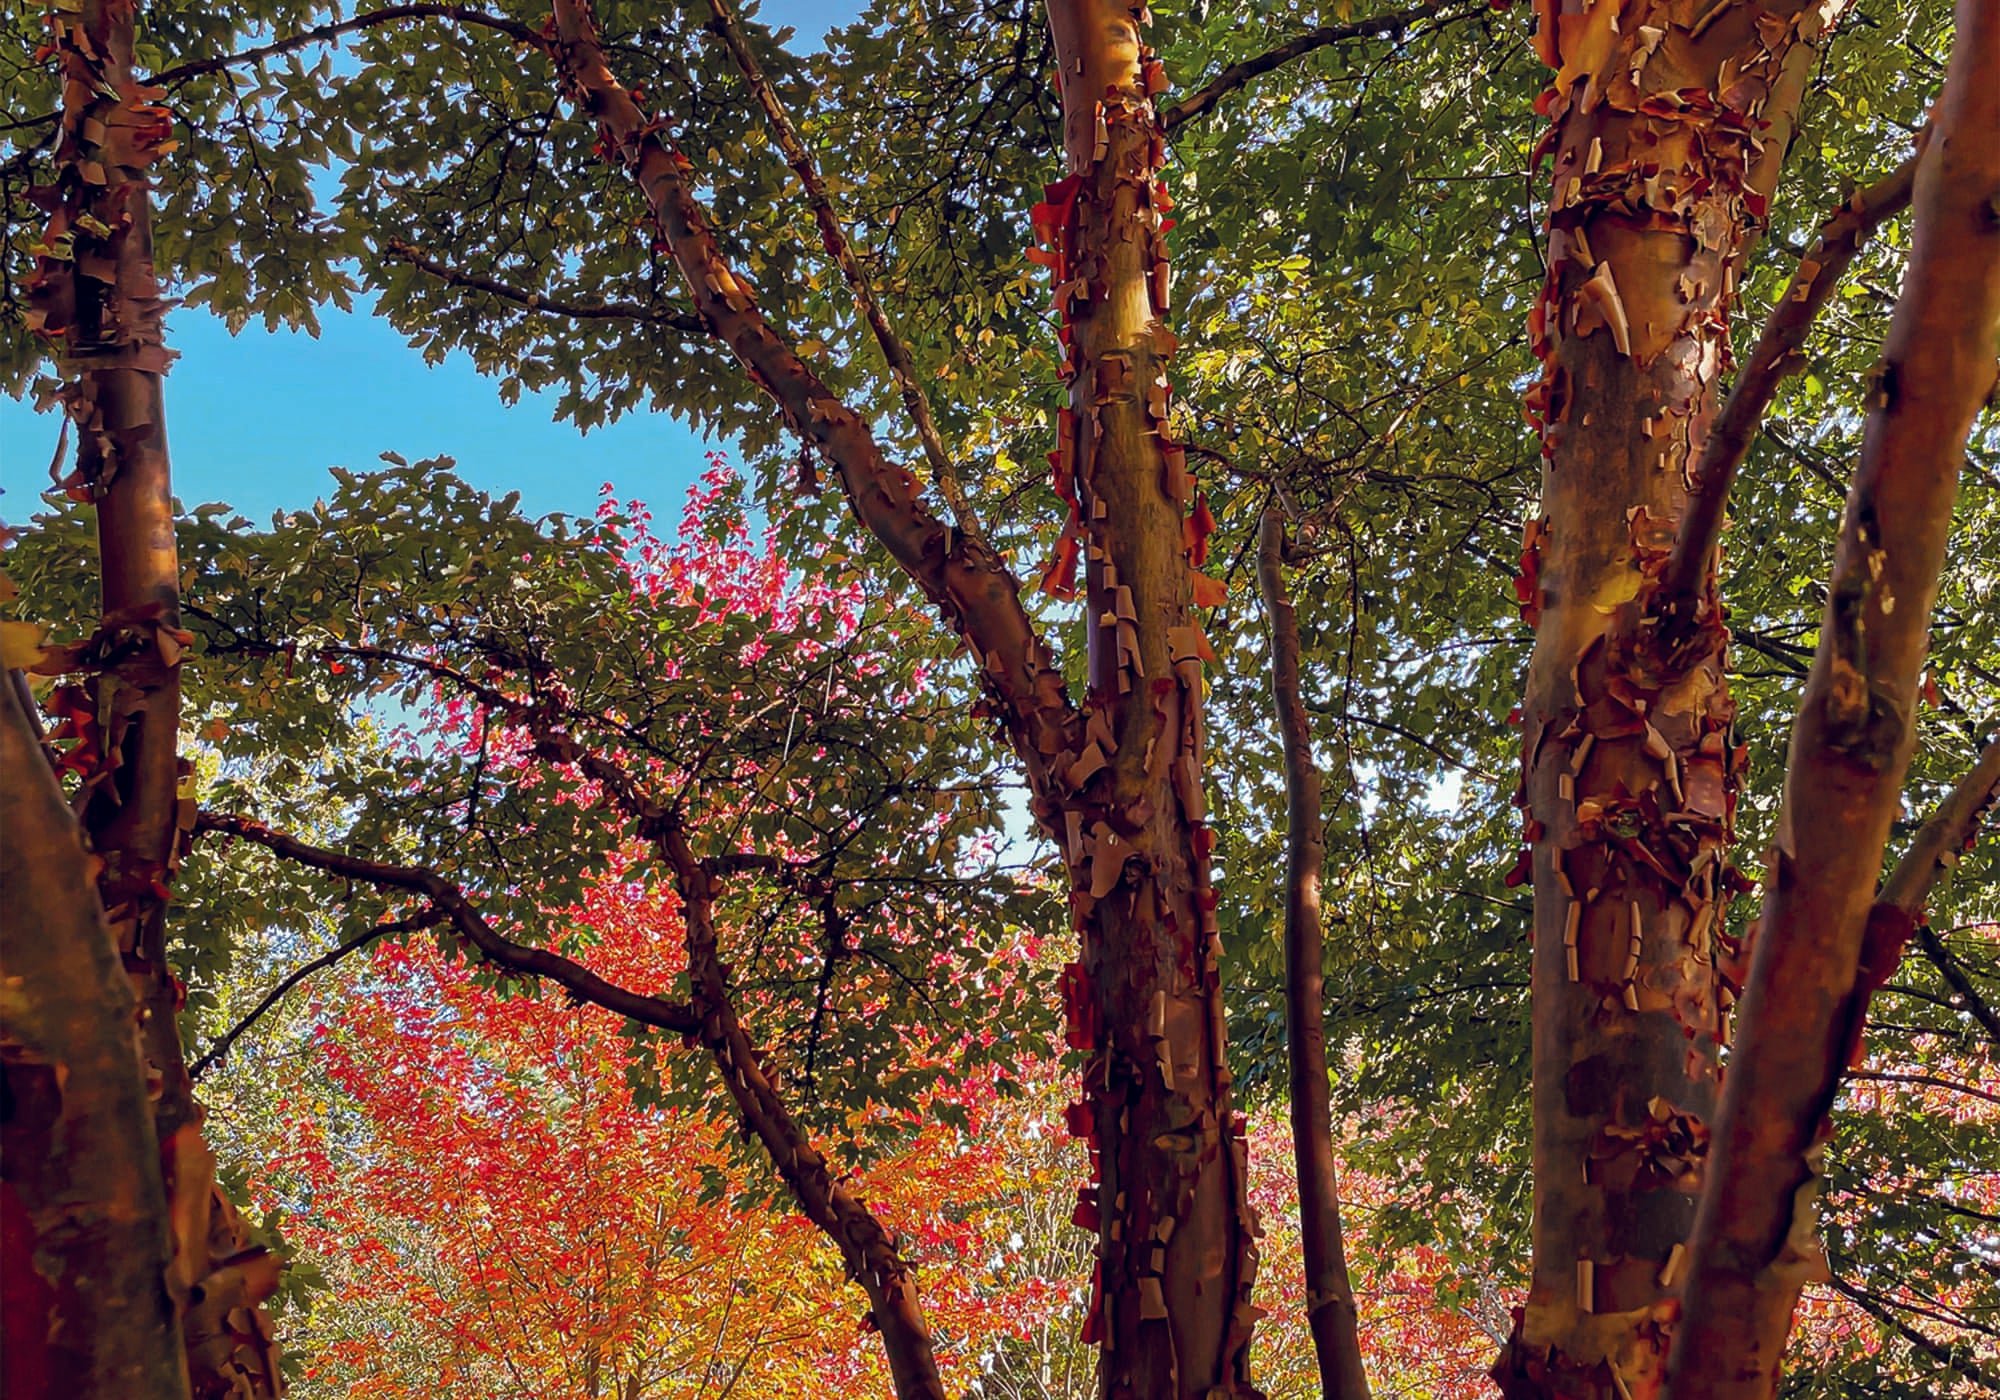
(0, 679, 188, 1400)
(1037, 4, 1261, 1394)
(1500, 1, 1843, 1395)
(1665, 2, 2000, 1386)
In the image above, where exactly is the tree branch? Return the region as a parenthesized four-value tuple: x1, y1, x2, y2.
(1653, 145, 1923, 643)
(700, 0, 977, 532)
(1880, 734, 2000, 918)
(187, 904, 447, 1083)
(1846, 1069, 2000, 1108)
(1256, 508, 1372, 1400)
(1827, 1275, 1999, 1392)
(1878, 733, 2000, 1053)
(382, 238, 708, 336)
(1159, 0, 1475, 133)
(658, 822, 947, 1400)
(545, 0, 1084, 842)
(193, 812, 701, 1036)
(151, 5, 544, 87)
(1913, 924, 2000, 1054)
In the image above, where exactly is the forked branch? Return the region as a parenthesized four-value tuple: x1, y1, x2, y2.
(383, 239, 708, 335)
(1160, 0, 1478, 132)
(192, 813, 702, 1036)
(701, 0, 977, 532)
(1653, 147, 1922, 642)
(545, 0, 1082, 824)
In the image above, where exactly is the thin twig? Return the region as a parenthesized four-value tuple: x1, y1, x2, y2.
(383, 239, 707, 336)
(700, 0, 977, 533)
(188, 905, 446, 1081)
(1160, 0, 1478, 132)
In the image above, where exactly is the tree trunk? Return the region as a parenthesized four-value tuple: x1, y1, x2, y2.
(1665, 0, 2000, 1389)
(0, 681, 189, 1400)
(1256, 511, 1372, 1400)
(1040, 5, 1262, 1394)
(548, 1, 1260, 1389)
(1497, 2, 1838, 1395)
(22, 5, 282, 1394)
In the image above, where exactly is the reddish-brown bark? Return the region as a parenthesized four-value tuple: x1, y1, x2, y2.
(1499, 2, 1840, 1395)
(1038, 6, 1261, 1393)
(548, 2, 1261, 1392)
(701, 0, 974, 532)
(20, 4, 281, 1394)
(1256, 511, 1372, 1400)
(0, 680, 188, 1400)
(1654, 148, 1920, 643)
(202, 738, 952, 1400)
(1665, 0, 2000, 1388)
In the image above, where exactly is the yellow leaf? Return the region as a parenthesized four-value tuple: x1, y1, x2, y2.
(0, 619, 49, 670)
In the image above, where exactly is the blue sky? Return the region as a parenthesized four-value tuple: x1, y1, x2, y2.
(1, 0, 860, 526)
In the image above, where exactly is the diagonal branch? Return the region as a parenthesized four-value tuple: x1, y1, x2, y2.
(151, 5, 544, 87)
(700, 0, 977, 532)
(187, 904, 448, 1083)
(1827, 1275, 1999, 1392)
(1159, 0, 1477, 133)
(193, 812, 701, 1036)
(1652, 145, 1923, 643)
(545, 0, 1082, 828)
(1879, 733, 2000, 919)
(383, 239, 708, 336)
(1878, 733, 2000, 1053)
(659, 823, 948, 1400)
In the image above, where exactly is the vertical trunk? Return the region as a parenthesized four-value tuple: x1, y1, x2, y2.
(0, 680, 190, 1400)
(548, 2, 1258, 1389)
(1039, 5, 1262, 1395)
(1498, 2, 1837, 1395)
(1256, 511, 1373, 1400)
(23, 5, 282, 1394)
(1665, 1, 2000, 1390)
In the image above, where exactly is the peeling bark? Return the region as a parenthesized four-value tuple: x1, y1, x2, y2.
(661, 829, 948, 1400)
(1665, 1, 2000, 1389)
(547, 4, 1261, 1393)
(1500, 2, 1842, 1395)
(1036, 6, 1262, 1395)
(1256, 511, 1372, 1400)
(21, 5, 281, 1394)
(200, 796, 949, 1399)
(1655, 147, 1921, 642)
(0, 679, 188, 1400)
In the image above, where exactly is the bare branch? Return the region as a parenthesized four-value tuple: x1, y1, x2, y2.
(1827, 1275, 2000, 1392)
(701, 0, 977, 532)
(545, 0, 1084, 839)
(194, 812, 701, 1036)
(1256, 508, 1372, 1400)
(188, 905, 447, 1083)
(382, 239, 708, 336)
(1880, 734, 2000, 919)
(151, 5, 544, 88)
(1160, 0, 1476, 133)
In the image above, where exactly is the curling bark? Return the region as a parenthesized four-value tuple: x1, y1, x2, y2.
(1665, 0, 2000, 1389)
(1499, 1, 1841, 1394)
(0, 680, 188, 1400)
(548, 0, 1261, 1391)
(1036, 4, 1262, 1393)
(20, 4, 282, 1392)
(1256, 511, 1372, 1400)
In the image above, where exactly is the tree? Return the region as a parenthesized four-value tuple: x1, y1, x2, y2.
(4, 0, 1999, 1398)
